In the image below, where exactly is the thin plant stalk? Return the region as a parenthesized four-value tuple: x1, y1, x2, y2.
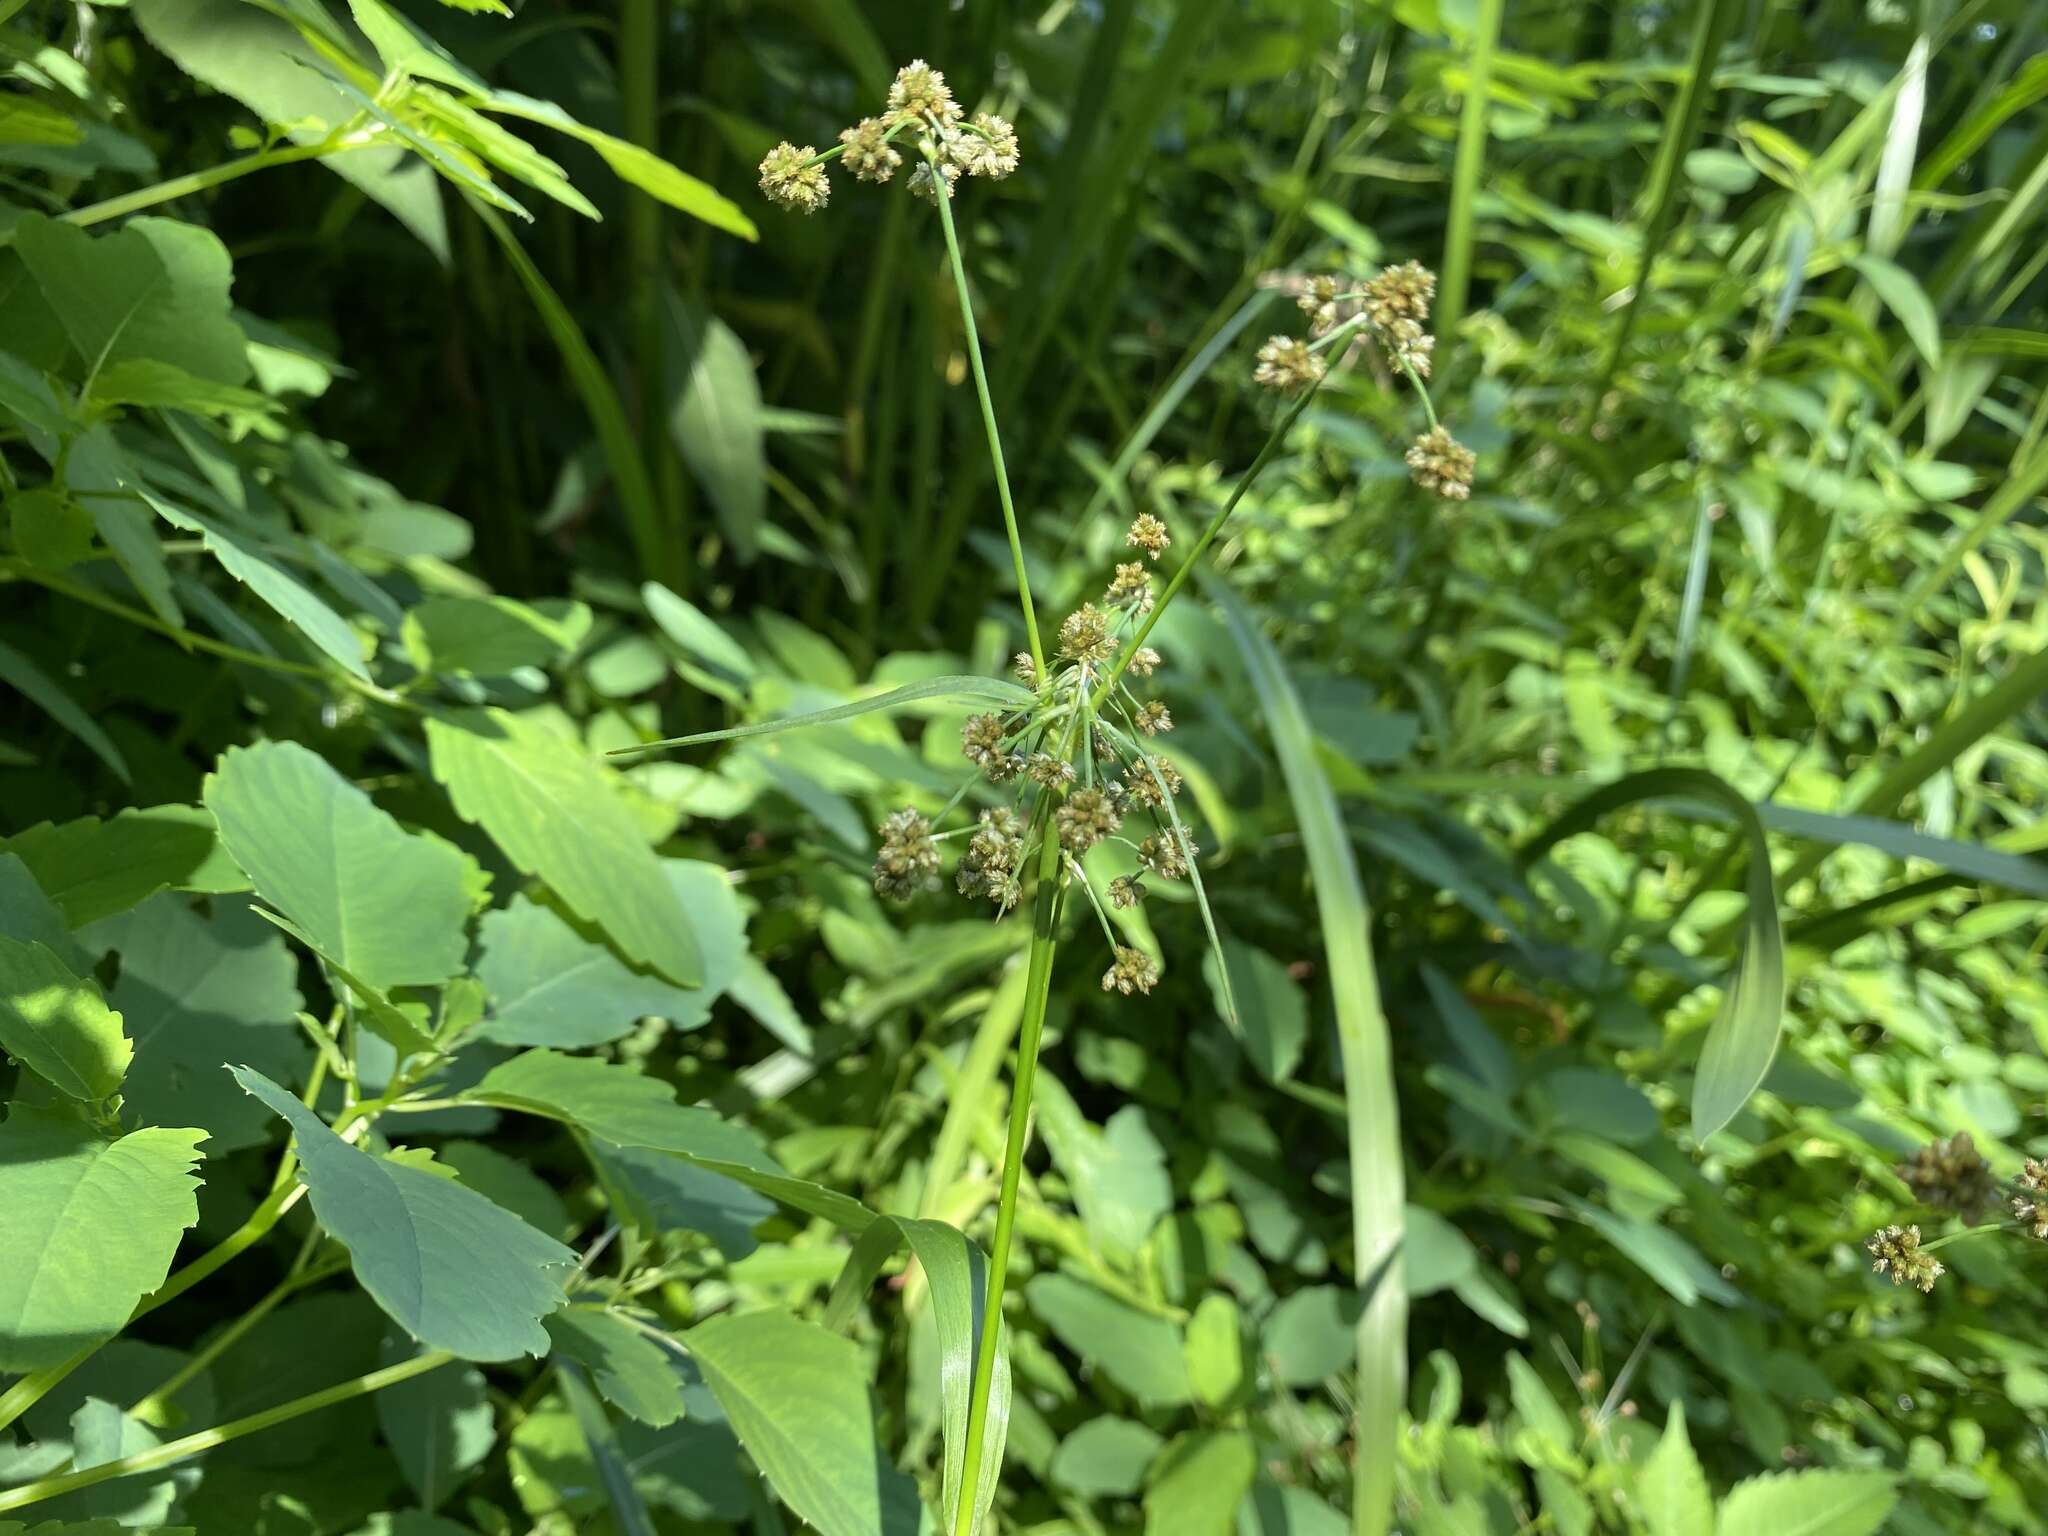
(928, 164, 1047, 675)
(952, 827, 1064, 1536)
(0, 1352, 454, 1514)
(1438, 0, 1504, 345)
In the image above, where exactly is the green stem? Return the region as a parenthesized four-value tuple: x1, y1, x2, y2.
(952, 829, 1065, 1536)
(1438, 0, 1504, 346)
(1092, 323, 1362, 707)
(928, 166, 1046, 676)
(0, 1352, 453, 1514)
(60, 139, 371, 229)
(1919, 1220, 2015, 1254)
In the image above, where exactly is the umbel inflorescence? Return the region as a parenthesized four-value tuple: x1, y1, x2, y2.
(758, 59, 1018, 212)
(1254, 260, 1477, 502)
(868, 532, 1194, 999)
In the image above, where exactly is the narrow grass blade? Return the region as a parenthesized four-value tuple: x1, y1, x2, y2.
(1519, 767, 1784, 1140)
(1598, 0, 1742, 386)
(1218, 587, 1402, 1536)
(470, 199, 674, 587)
(607, 675, 1035, 757)
(1438, 0, 1504, 345)
(1895, 435, 2048, 634)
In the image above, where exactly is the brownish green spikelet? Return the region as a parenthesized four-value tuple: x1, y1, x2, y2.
(1058, 604, 1117, 664)
(758, 142, 829, 212)
(839, 118, 901, 183)
(1406, 426, 1476, 500)
(1126, 513, 1170, 561)
(2014, 1160, 2048, 1242)
(1253, 335, 1325, 395)
(872, 808, 940, 901)
(1101, 945, 1160, 995)
(1866, 1224, 1944, 1292)
(960, 712, 1005, 771)
(1897, 1132, 2000, 1219)
(1055, 787, 1121, 852)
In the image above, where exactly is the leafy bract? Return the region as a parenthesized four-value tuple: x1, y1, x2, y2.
(425, 708, 702, 987)
(609, 674, 1036, 756)
(233, 1066, 574, 1359)
(0, 936, 131, 1101)
(204, 740, 472, 991)
(0, 1108, 205, 1371)
(683, 1309, 919, 1536)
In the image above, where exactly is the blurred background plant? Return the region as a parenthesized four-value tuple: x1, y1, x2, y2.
(3, 1, 2048, 1534)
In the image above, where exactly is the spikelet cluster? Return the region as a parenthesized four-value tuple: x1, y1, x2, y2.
(1896, 1132, 2000, 1219)
(867, 504, 1198, 1004)
(759, 61, 1020, 213)
(2015, 1160, 2048, 1242)
(1866, 1224, 1944, 1293)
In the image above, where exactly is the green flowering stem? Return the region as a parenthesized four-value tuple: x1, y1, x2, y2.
(1918, 1220, 2017, 1254)
(55, 132, 381, 231)
(953, 825, 1065, 1536)
(0, 1351, 454, 1514)
(927, 150, 1047, 677)
(1092, 318, 1366, 707)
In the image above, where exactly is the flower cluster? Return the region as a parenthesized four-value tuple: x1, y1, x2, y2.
(867, 510, 1195, 1000)
(2015, 1159, 2048, 1242)
(759, 60, 1019, 213)
(1866, 1223, 1945, 1293)
(1896, 1131, 2000, 1219)
(1253, 259, 1476, 501)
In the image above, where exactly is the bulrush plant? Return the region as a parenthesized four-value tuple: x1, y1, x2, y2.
(1859, 1136, 2048, 1295)
(620, 60, 1478, 1536)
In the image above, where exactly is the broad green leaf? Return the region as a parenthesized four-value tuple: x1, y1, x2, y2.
(86, 358, 275, 425)
(465, 1049, 876, 1231)
(822, 1216, 1010, 1536)
(346, 0, 488, 94)
(476, 864, 742, 1046)
(233, 1066, 574, 1359)
(482, 91, 757, 240)
(1219, 587, 1401, 1529)
(556, 1356, 660, 1536)
(475, 895, 697, 1048)
(611, 674, 1035, 757)
(1143, 1430, 1256, 1536)
(663, 293, 766, 559)
(142, 490, 371, 680)
(1026, 1274, 1191, 1407)
(401, 595, 592, 678)
(1033, 1075, 1171, 1265)
(130, 0, 450, 257)
(543, 1307, 687, 1427)
(1549, 1132, 1683, 1208)
(81, 894, 309, 1151)
(1714, 1469, 1897, 1536)
(1404, 1205, 1479, 1295)
(1520, 768, 1784, 1139)
(0, 854, 87, 971)
(0, 936, 130, 1100)
(13, 214, 249, 388)
(1050, 1417, 1163, 1497)
(0, 637, 129, 784)
(60, 428, 183, 629)
(1184, 1294, 1246, 1408)
(1853, 253, 1942, 366)
(591, 1138, 771, 1255)
(376, 1334, 495, 1510)
(425, 708, 702, 987)
(1638, 1402, 1712, 1536)
(0, 1108, 205, 1371)
(683, 1309, 918, 1536)
(642, 582, 757, 683)
(1241, 1482, 1348, 1536)
(0, 806, 234, 927)
(1262, 1286, 1364, 1387)
(205, 740, 472, 990)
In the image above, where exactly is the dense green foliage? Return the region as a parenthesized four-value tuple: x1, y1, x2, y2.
(3, 2, 2048, 1535)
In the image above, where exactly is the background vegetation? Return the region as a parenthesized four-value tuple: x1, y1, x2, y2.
(2, 1, 2047, 1534)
